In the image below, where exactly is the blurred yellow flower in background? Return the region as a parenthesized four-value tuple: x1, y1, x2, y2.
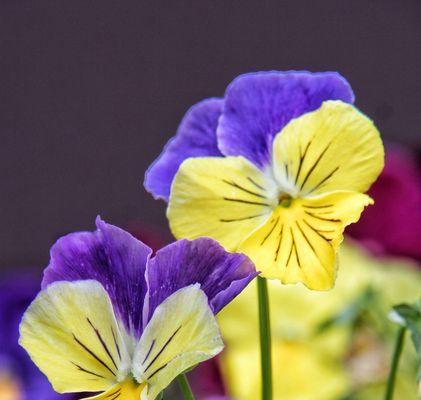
(218, 240, 421, 400)
(0, 372, 22, 400)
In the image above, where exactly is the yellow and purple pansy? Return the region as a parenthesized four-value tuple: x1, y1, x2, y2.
(19, 218, 256, 400)
(145, 71, 384, 290)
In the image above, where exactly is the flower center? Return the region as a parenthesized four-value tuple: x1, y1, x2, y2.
(118, 377, 147, 398)
(278, 193, 293, 208)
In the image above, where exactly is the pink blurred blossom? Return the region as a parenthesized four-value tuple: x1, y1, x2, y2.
(348, 144, 421, 262)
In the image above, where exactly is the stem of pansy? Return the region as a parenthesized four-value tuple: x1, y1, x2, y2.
(257, 276, 272, 400)
(177, 373, 195, 400)
(384, 326, 406, 400)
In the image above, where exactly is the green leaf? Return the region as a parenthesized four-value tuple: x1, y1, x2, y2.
(391, 299, 421, 357)
(391, 298, 421, 392)
(315, 287, 375, 333)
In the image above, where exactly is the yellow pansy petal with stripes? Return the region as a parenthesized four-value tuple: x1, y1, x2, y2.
(168, 156, 276, 249)
(272, 100, 384, 197)
(19, 281, 131, 393)
(132, 285, 224, 400)
(238, 191, 373, 290)
(82, 379, 147, 400)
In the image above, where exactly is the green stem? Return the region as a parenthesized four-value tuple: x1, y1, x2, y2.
(384, 326, 406, 400)
(257, 276, 272, 400)
(177, 373, 195, 400)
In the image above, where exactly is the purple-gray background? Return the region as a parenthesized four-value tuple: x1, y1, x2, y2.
(1, 0, 420, 269)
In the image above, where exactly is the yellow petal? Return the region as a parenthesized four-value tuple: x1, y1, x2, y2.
(221, 341, 349, 400)
(272, 100, 384, 197)
(238, 191, 373, 290)
(168, 156, 276, 250)
(19, 281, 131, 393)
(132, 285, 224, 400)
(82, 379, 146, 400)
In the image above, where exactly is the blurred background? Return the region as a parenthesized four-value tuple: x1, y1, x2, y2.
(0, 1, 420, 400)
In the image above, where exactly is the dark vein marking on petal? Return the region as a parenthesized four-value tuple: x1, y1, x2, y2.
(294, 140, 312, 185)
(105, 388, 121, 398)
(142, 339, 156, 364)
(286, 230, 294, 267)
(287, 227, 302, 270)
(71, 361, 105, 379)
(302, 220, 333, 241)
(222, 179, 267, 199)
(285, 163, 289, 180)
(302, 204, 333, 209)
(72, 333, 116, 376)
(111, 327, 121, 361)
(307, 166, 340, 194)
(220, 214, 264, 222)
(261, 217, 279, 245)
(292, 230, 302, 271)
(247, 177, 265, 190)
(143, 326, 182, 373)
(304, 211, 341, 223)
(223, 197, 270, 207)
(108, 392, 121, 400)
(299, 140, 334, 191)
(274, 224, 284, 262)
(296, 221, 324, 266)
(87, 318, 118, 371)
(147, 362, 169, 379)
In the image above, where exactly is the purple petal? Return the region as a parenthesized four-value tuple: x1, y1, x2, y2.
(42, 217, 152, 338)
(144, 98, 223, 201)
(217, 71, 355, 168)
(145, 238, 257, 322)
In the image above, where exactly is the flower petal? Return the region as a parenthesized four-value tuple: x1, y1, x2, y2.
(42, 217, 152, 338)
(167, 156, 276, 250)
(146, 237, 257, 321)
(217, 71, 354, 168)
(272, 100, 384, 197)
(19, 281, 131, 393)
(81, 380, 146, 399)
(132, 285, 224, 400)
(238, 191, 373, 290)
(145, 98, 223, 201)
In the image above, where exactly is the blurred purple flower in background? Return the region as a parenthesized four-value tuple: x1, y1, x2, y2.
(189, 358, 226, 399)
(0, 272, 75, 400)
(348, 144, 421, 262)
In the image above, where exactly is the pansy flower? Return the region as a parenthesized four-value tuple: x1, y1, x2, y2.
(145, 71, 384, 290)
(19, 218, 256, 399)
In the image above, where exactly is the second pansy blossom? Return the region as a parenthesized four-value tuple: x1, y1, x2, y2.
(19, 218, 257, 400)
(145, 71, 384, 290)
